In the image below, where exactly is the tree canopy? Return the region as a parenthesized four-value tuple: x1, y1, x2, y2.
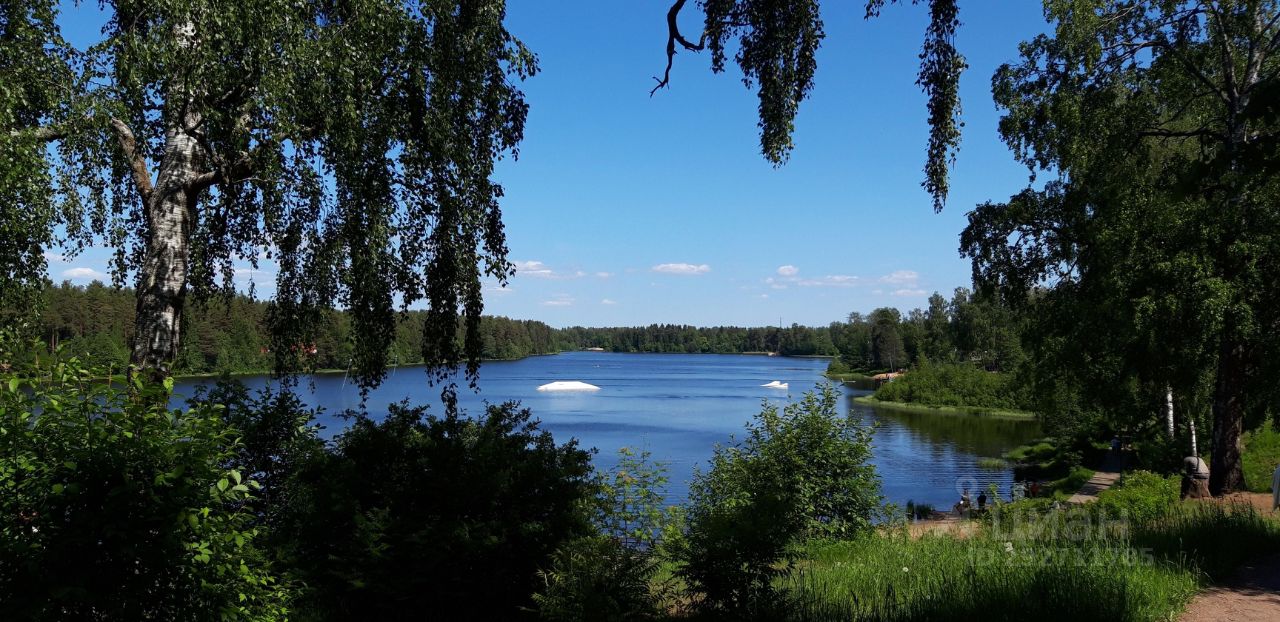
(961, 0, 1280, 493)
(653, 0, 964, 211)
(1, 0, 533, 397)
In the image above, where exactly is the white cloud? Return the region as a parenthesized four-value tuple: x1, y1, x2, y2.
(652, 263, 710, 275)
(879, 270, 920, 286)
(541, 294, 574, 307)
(600, 298, 618, 305)
(797, 275, 860, 288)
(765, 277, 788, 290)
(776, 265, 799, 277)
(44, 251, 68, 263)
(61, 267, 108, 280)
(484, 284, 514, 296)
(759, 294, 769, 299)
(595, 272, 612, 279)
(513, 260, 555, 278)
(892, 288, 928, 297)
(514, 260, 590, 280)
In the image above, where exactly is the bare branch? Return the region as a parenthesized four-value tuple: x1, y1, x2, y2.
(187, 147, 258, 193)
(650, 0, 707, 96)
(109, 118, 154, 204)
(1138, 128, 1224, 139)
(6, 125, 69, 142)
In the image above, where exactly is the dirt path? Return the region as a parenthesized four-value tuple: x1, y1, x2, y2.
(1067, 449, 1124, 503)
(1180, 552, 1280, 622)
(1178, 493, 1279, 621)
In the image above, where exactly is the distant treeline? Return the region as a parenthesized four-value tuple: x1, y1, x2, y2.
(25, 282, 1025, 379)
(827, 288, 1025, 375)
(557, 324, 838, 356)
(30, 282, 563, 374)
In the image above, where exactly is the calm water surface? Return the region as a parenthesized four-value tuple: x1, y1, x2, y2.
(174, 352, 1040, 509)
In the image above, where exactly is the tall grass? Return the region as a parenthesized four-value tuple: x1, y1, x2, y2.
(771, 502, 1280, 622)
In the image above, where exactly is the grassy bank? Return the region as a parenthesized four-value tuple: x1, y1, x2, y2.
(765, 500, 1280, 622)
(824, 371, 871, 382)
(853, 395, 1036, 420)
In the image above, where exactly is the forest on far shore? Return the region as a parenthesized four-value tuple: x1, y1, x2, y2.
(20, 281, 1019, 377)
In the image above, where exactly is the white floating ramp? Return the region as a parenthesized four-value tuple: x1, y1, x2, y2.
(537, 381, 601, 392)
(760, 380, 789, 389)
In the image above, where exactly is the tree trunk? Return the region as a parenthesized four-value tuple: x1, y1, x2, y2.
(1165, 384, 1175, 439)
(1209, 339, 1247, 495)
(129, 112, 204, 378)
(1189, 409, 1198, 458)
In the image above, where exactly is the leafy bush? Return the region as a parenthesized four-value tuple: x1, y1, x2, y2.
(0, 357, 290, 621)
(676, 385, 882, 613)
(535, 447, 679, 622)
(1242, 421, 1280, 493)
(276, 401, 595, 620)
(595, 447, 682, 549)
(188, 377, 324, 528)
(1095, 471, 1178, 524)
(874, 361, 1030, 411)
(534, 536, 665, 622)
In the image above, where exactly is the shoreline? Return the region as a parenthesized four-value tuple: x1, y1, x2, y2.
(852, 395, 1037, 420)
(168, 350, 832, 381)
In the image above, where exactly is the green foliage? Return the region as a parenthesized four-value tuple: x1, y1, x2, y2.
(1133, 502, 1280, 581)
(596, 447, 682, 550)
(664, 0, 965, 209)
(533, 536, 665, 622)
(815, 502, 1278, 622)
(535, 448, 679, 622)
(188, 377, 324, 529)
(275, 401, 595, 620)
(1242, 422, 1280, 494)
(676, 385, 882, 613)
(22, 281, 566, 374)
(964, 0, 1280, 492)
(1095, 471, 1179, 525)
(3, 0, 538, 389)
(560, 322, 838, 356)
(874, 361, 1030, 412)
(0, 355, 290, 620)
(789, 531, 1195, 622)
(832, 289, 1027, 378)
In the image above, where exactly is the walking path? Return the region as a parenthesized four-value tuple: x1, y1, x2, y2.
(1180, 550, 1280, 622)
(1067, 449, 1123, 503)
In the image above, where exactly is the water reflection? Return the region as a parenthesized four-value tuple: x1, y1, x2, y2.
(846, 388, 1042, 510)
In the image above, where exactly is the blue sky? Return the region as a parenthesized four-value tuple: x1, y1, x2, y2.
(51, 1, 1049, 328)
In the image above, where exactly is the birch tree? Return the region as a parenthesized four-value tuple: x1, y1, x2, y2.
(1, 0, 533, 394)
(961, 0, 1280, 494)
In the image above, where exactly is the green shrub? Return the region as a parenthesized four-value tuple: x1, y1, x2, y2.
(189, 377, 324, 530)
(595, 447, 682, 549)
(0, 357, 290, 621)
(676, 385, 882, 614)
(1095, 471, 1179, 524)
(825, 359, 851, 376)
(874, 361, 1030, 411)
(534, 536, 665, 622)
(534, 448, 679, 622)
(276, 401, 595, 620)
(1242, 422, 1280, 493)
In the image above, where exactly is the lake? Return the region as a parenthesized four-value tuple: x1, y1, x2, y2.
(173, 351, 1041, 510)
